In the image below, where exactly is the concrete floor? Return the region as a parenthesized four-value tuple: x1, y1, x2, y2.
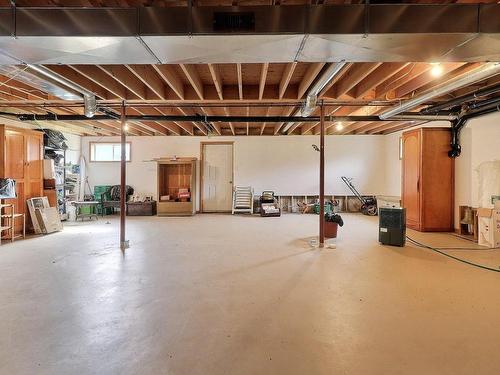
(1, 213, 500, 375)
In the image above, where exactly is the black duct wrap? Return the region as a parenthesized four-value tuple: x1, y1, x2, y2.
(42, 129, 68, 150)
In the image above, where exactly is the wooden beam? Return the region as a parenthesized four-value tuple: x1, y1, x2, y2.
(350, 63, 409, 99)
(279, 62, 297, 99)
(180, 64, 204, 100)
(374, 63, 430, 99)
(259, 63, 269, 100)
(223, 107, 235, 135)
(98, 65, 150, 100)
(126, 65, 167, 100)
(237, 63, 243, 100)
(70, 65, 128, 99)
(331, 63, 382, 98)
(44, 65, 110, 99)
(200, 106, 221, 135)
(395, 62, 467, 98)
(208, 64, 223, 100)
(298, 62, 325, 99)
(152, 65, 185, 100)
(0, 75, 48, 100)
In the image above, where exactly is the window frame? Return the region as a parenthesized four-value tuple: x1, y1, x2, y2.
(89, 142, 132, 163)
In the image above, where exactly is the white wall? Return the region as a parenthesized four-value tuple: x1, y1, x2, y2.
(63, 132, 82, 165)
(82, 135, 389, 210)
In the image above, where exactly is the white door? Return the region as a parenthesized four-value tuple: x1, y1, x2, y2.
(202, 143, 233, 212)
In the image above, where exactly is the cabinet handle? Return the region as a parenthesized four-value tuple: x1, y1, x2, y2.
(417, 177, 420, 193)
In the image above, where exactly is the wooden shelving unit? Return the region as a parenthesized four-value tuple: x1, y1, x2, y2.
(157, 158, 196, 216)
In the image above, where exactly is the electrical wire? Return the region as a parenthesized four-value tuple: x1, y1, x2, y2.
(406, 236, 500, 273)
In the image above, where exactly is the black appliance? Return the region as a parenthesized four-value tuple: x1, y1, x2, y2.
(379, 208, 406, 247)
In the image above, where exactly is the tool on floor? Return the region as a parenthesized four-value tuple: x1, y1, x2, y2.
(341, 176, 377, 216)
(259, 191, 281, 217)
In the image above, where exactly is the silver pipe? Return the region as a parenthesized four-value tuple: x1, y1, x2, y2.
(27, 64, 97, 118)
(392, 114, 458, 121)
(380, 62, 500, 120)
(282, 61, 347, 133)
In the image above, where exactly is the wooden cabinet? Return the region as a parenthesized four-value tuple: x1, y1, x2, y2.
(157, 158, 196, 216)
(402, 128, 454, 232)
(0, 126, 44, 233)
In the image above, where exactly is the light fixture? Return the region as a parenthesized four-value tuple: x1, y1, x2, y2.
(335, 122, 344, 131)
(123, 123, 129, 131)
(430, 63, 444, 77)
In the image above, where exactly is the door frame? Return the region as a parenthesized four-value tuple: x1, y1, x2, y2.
(200, 141, 235, 213)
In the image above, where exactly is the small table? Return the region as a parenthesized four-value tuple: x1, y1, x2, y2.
(73, 201, 99, 221)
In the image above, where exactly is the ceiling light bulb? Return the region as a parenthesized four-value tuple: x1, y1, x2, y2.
(335, 122, 344, 131)
(430, 63, 444, 77)
(123, 123, 129, 131)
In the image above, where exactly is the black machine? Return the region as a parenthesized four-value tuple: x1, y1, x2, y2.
(341, 176, 378, 216)
(259, 191, 281, 217)
(379, 208, 406, 247)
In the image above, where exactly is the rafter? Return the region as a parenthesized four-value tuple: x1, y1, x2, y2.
(237, 63, 243, 100)
(350, 63, 409, 99)
(395, 62, 467, 98)
(0, 75, 49, 100)
(279, 62, 297, 99)
(298, 63, 325, 99)
(208, 64, 223, 100)
(259, 63, 269, 100)
(180, 64, 204, 100)
(98, 65, 157, 100)
(44, 65, 109, 99)
(126, 65, 167, 100)
(330, 63, 382, 99)
(70, 65, 128, 99)
(152, 65, 184, 100)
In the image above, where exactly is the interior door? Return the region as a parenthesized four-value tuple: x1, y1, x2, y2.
(402, 131, 421, 229)
(202, 143, 233, 212)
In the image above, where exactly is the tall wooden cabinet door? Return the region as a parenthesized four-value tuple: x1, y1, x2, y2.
(25, 133, 44, 200)
(4, 130, 27, 232)
(4, 130, 25, 180)
(421, 129, 454, 231)
(402, 130, 421, 230)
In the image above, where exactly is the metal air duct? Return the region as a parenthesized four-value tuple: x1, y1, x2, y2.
(282, 61, 347, 133)
(379, 62, 500, 120)
(26, 64, 97, 118)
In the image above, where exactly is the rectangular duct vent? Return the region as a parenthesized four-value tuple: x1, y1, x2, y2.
(213, 12, 255, 32)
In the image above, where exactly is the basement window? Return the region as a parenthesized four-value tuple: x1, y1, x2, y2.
(90, 142, 131, 162)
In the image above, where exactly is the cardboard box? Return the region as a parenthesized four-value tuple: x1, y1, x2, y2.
(477, 201, 500, 248)
(43, 159, 56, 179)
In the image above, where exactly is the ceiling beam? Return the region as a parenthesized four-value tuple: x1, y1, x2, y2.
(208, 64, 223, 101)
(70, 65, 128, 99)
(126, 65, 167, 100)
(152, 65, 184, 100)
(236, 63, 243, 100)
(259, 63, 269, 100)
(279, 62, 297, 99)
(298, 62, 325, 99)
(98, 65, 151, 100)
(44, 65, 109, 99)
(331, 63, 382, 98)
(395, 62, 467, 98)
(350, 63, 409, 99)
(180, 64, 204, 100)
